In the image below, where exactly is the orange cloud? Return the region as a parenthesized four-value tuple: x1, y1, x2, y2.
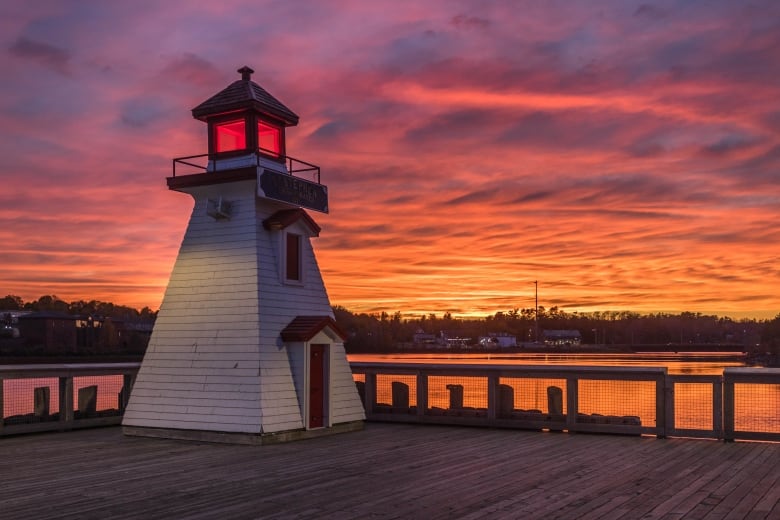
(1, 1, 779, 319)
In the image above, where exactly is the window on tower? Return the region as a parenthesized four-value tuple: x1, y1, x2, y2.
(258, 121, 282, 157)
(214, 120, 246, 152)
(285, 232, 302, 282)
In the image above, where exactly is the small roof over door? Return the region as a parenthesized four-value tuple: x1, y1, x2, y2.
(281, 316, 348, 342)
(262, 208, 321, 236)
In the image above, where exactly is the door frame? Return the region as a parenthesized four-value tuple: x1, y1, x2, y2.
(307, 343, 329, 429)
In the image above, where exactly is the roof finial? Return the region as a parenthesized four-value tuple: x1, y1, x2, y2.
(238, 66, 254, 82)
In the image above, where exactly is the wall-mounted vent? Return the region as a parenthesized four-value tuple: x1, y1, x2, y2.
(207, 197, 233, 220)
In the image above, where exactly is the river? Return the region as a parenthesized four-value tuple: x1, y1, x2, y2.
(347, 351, 751, 375)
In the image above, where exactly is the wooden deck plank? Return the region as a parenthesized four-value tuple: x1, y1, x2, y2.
(621, 441, 753, 519)
(0, 424, 778, 519)
(516, 435, 703, 518)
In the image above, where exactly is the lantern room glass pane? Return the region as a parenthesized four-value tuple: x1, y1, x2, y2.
(215, 120, 246, 152)
(258, 121, 281, 157)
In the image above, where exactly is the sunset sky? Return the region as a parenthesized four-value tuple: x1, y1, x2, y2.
(2, 1, 779, 319)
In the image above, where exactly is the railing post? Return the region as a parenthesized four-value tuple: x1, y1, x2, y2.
(664, 376, 674, 438)
(713, 377, 723, 440)
(566, 376, 578, 432)
(0, 377, 4, 433)
(364, 372, 376, 416)
(59, 376, 74, 430)
(416, 372, 427, 417)
(723, 375, 735, 442)
(657, 374, 667, 438)
(120, 373, 136, 413)
(487, 372, 499, 420)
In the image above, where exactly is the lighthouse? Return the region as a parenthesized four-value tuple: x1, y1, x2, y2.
(122, 67, 365, 443)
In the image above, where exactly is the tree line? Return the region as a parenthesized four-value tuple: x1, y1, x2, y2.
(1, 294, 157, 322)
(4, 295, 779, 359)
(333, 305, 780, 355)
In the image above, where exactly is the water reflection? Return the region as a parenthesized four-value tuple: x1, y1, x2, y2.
(348, 352, 748, 375)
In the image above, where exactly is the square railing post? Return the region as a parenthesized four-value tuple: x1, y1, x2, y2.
(713, 377, 723, 440)
(723, 376, 735, 442)
(364, 372, 376, 416)
(566, 375, 578, 432)
(656, 374, 667, 438)
(0, 377, 4, 433)
(487, 373, 499, 420)
(664, 376, 674, 437)
(120, 373, 136, 413)
(416, 372, 427, 417)
(59, 376, 74, 430)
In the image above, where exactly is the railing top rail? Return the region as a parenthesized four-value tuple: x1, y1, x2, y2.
(0, 362, 141, 378)
(723, 367, 780, 375)
(667, 374, 722, 383)
(349, 361, 667, 377)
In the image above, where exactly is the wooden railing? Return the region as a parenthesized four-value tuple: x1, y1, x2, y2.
(0, 363, 140, 436)
(723, 368, 780, 442)
(3, 362, 777, 442)
(350, 362, 780, 442)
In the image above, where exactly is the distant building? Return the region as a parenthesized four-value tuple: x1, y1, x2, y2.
(0, 310, 29, 338)
(478, 333, 517, 349)
(17, 312, 79, 354)
(15, 312, 147, 355)
(543, 329, 582, 347)
(412, 329, 438, 346)
(439, 330, 471, 349)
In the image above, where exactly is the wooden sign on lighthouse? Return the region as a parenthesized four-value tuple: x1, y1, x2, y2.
(122, 67, 365, 443)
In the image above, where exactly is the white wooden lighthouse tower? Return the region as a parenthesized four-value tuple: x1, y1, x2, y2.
(122, 67, 365, 443)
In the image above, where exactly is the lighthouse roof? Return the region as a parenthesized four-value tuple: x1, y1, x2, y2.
(191, 66, 299, 126)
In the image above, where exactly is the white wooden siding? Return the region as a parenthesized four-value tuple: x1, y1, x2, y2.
(124, 181, 266, 434)
(124, 176, 363, 438)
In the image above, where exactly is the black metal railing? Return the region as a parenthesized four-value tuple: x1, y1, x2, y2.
(172, 148, 321, 184)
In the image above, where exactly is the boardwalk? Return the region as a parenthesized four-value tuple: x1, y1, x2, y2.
(1, 424, 779, 519)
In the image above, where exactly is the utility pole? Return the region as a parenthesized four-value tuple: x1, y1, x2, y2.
(534, 280, 539, 343)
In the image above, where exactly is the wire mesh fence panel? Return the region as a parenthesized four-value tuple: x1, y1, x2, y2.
(72, 375, 124, 418)
(427, 376, 487, 415)
(578, 379, 655, 427)
(500, 377, 568, 415)
(352, 373, 365, 383)
(734, 383, 780, 433)
(375, 374, 417, 412)
(2, 378, 60, 424)
(674, 382, 713, 431)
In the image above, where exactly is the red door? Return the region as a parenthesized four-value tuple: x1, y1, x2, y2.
(309, 344, 326, 428)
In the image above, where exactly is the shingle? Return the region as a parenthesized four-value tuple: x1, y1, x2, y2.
(191, 66, 299, 126)
(280, 316, 347, 342)
(262, 208, 321, 236)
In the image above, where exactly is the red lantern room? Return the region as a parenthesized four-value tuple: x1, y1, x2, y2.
(171, 66, 327, 213)
(191, 66, 299, 170)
